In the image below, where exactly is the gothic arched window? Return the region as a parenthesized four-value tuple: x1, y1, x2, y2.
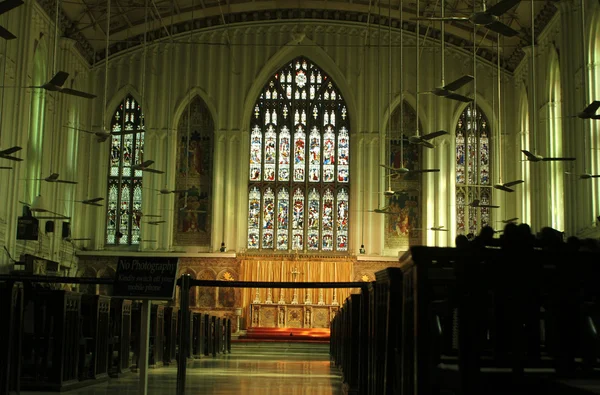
(456, 105, 491, 235)
(106, 95, 144, 245)
(248, 57, 350, 252)
(174, 96, 214, 246)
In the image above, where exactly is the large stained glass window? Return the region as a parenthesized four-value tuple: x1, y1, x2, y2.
(456, 105, 491, 235)
(174, 96, 214, 246)
(106, 95, 144, 245)
(248, 57, 350, 252)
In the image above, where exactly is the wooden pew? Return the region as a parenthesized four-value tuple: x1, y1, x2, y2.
(108, 299, 132, 376)
(79, 294, 111, 381)
(20, 290, 82, 391)
(0, 281, 23, 395)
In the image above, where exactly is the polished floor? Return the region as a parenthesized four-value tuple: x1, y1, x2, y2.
(21, 343, 343, 395)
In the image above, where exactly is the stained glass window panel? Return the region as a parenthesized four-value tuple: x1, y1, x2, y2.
(293, 126, 306, 182)
(248, 187, 260, 249)
(106, 94, 144, 245)
(277, 188, 289, 250)
(307, 189, 320, 250)
(322, 189, 334, 251)
(292, 188, 304, 250)
(456, 127, 465, 184)
(262, 188, 275, 249)
(456, 189, 466, 234)
(248, 57, 350, 251)
(309, 127, 321, 182)
(336, 188, 349, 251)
(278, 127, 290, 181)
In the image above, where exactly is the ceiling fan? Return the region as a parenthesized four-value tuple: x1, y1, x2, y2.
(574, 101, 600, 119)
(65, 237, 92, 242)
(132, 160, 164, 174)
(497, 217, 519, 224)
(77, 197, 104, 206)
(468, 199, 500, 208)
(413, 0, 522, 37)
(0, 146, 22, 161)
(421, 76, 474, 103)
(29, 172, 78, 185)
(146, 220, 166, 225)
(380, 164, 440, 174)
(522, 150, 576, 162)
(0, 0, 23, 40)
(27, 71, 96, 99)
(493, 180, 524, 192)
(413, 225, 449, 232)
(19, 200, 70, 220)
(65, 126, 111, 142)
(372, 187, 419, 197)
(565, 171, 600, 179)
(407, 130, 449, 148)
(151, 186, 191, 195)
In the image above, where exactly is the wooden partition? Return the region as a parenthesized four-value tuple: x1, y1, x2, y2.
(0, 281, 23, 395)
(20, 290, 82, 391)
(149, 305, 165, 367)
(80, 295, 111, 381)
(109, 299, 132, 376)
(192, 313, 203, 358)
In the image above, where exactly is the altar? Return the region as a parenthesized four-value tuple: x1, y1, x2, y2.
(250, 303, 339, 329)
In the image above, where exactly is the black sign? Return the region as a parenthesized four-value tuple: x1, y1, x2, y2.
(17, 217, 39, 240)
(113, 257, 179, 300)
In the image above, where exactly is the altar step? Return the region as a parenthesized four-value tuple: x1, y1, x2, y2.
(235, 327, 330, 343)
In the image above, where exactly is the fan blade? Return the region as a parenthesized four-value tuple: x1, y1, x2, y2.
(480, 204, 500, 208)
(84, 197, 104, 203)
(421, 130, 449, 140)
(172, 189, 191, 193)
(504, 180, 524, 187)
(445, 92, 474, 103)
(486, 21, 520, 37)
(380, 164, 401, 171)
(486, 0, 521, 16)
(0, 24, 15, 40)
(411, 169, 440, 173)
(0, 0, 23, 14)
(48, 71, 69, 87)
(443, 75, 474, 91)
(66, 126, 94, 134)
(582, 101, 600, 115)
(1, 155, 23, 162)
(0, 146, 21, 155)
(61, 88, 97, 99)
(521, 150, 539, 161)
(56, 179, 78, 185)
(542, 157, 576, 161)
(0, 166, 11, 169)
(494, 185, 514, 192)
(143, 168, 165, 174)
(141, 160, 154, 167)
(421, 141, 435, 149)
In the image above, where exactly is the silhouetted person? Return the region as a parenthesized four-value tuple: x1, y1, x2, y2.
(566, 236, 581, 252)
(538, 227, 564, 251)
(472, 225, 496, 248)
(500, 222, 519, 249)
(466, 233, 475, 242)
(455, 235, 470, 249)
(516, 223, 535, 250)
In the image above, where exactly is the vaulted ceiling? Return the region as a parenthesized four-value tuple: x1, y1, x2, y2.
(46, 0, 559, 71)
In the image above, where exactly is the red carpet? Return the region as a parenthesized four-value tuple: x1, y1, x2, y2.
(235, 327, 330, 343)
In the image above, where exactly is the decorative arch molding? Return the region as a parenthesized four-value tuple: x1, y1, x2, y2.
(104, 84, 144, 128)
(449, 94, 496, 139)
(241, 37, 358, 136)
(172, 87, 219, 133)
(381, 92, 427, 136)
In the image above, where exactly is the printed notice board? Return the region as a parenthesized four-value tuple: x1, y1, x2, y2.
(113, 257, 179, 300)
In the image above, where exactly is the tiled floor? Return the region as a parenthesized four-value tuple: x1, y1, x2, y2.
(21, 343, 343, 395)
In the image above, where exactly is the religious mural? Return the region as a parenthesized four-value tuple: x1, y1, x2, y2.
(247, 57, 350, 252)
(385, 101, 423, 248)
(174, 96, 214, 246)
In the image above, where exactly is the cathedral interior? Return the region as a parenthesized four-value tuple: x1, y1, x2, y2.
(0, 0, 599, 330)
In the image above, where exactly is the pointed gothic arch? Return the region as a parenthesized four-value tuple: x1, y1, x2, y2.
(455, 104, 492, 235)
(247, 56, 350, 252)
(173, 95, 215, 246)
(547, 49, 565, 231)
